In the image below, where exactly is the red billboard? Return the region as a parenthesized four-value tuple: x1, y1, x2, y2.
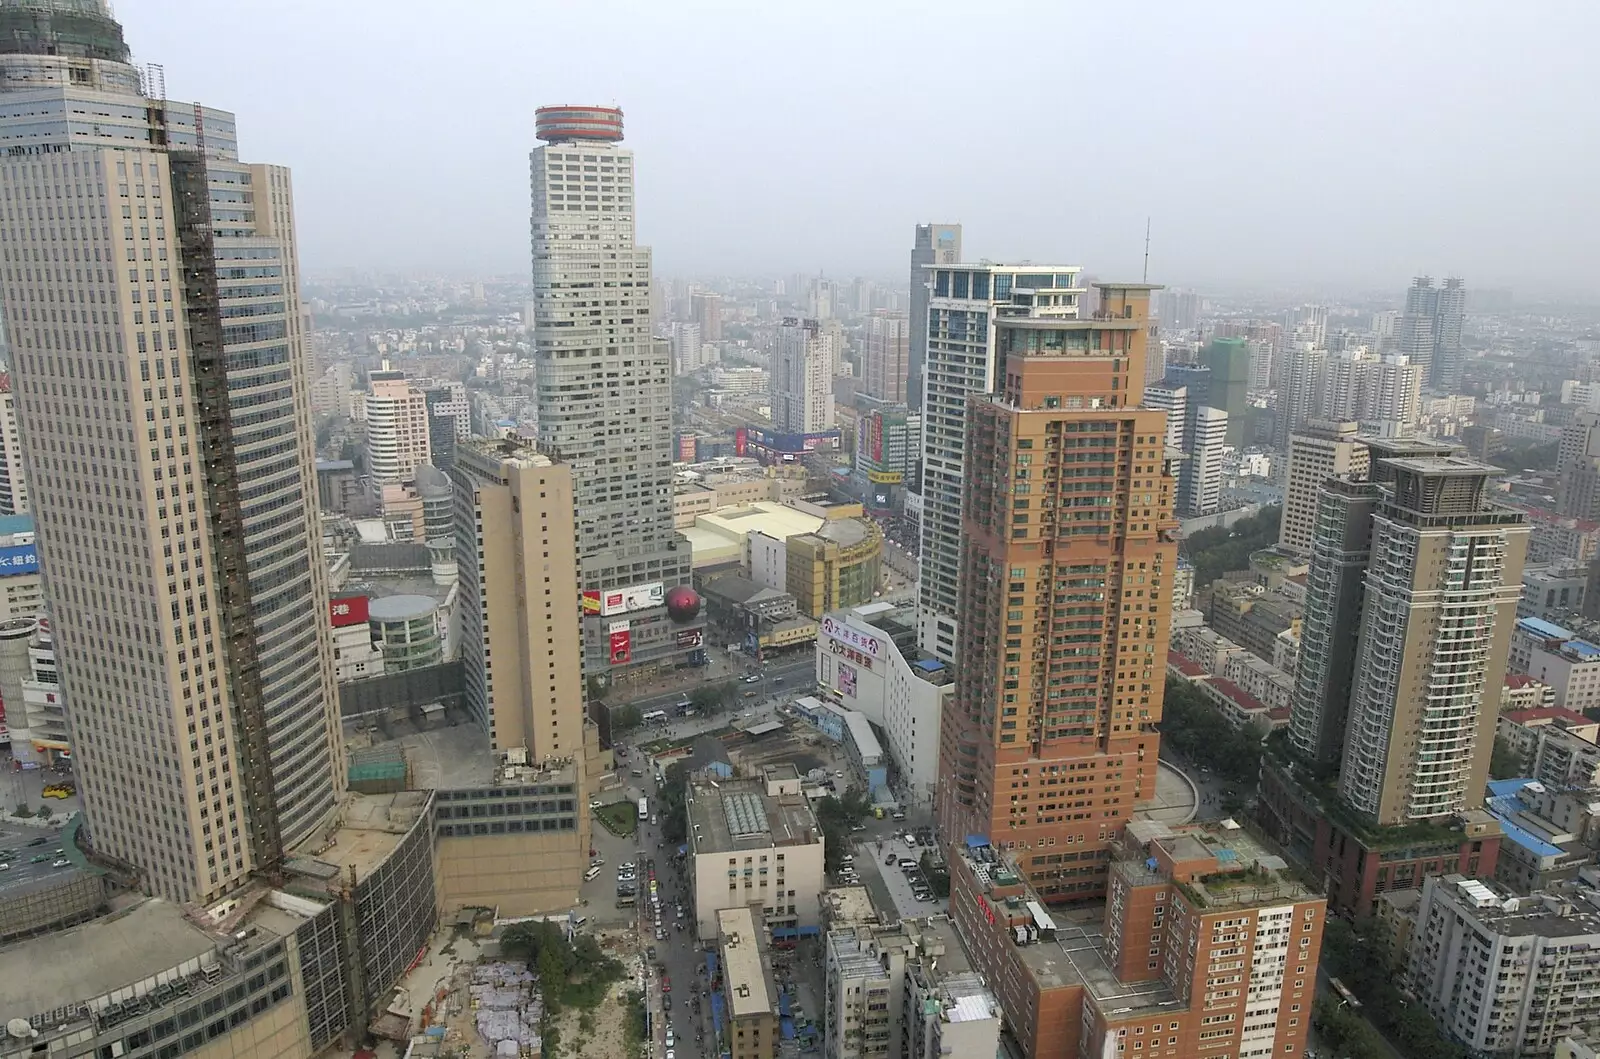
(581, 590, 602, 615)
(329, 596, 369, 627)
(734, 426, 748, 456)
(609, 628, 632, 665)
(676, 629, 704, 648)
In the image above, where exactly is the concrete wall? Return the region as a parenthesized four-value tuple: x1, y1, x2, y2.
(436, 830, 585, 917)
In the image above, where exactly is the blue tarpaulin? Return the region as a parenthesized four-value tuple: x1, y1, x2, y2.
(781, 1018, 796, 1040)
(779, 993, 792, 1017)
(772, 925, 821, 939)
(965, 834, 990, 849)
(710, 990, 726, 1034)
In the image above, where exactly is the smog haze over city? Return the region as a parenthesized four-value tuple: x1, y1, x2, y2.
(128, 0, 1600, 295)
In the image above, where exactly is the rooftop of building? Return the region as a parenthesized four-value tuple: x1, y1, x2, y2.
(1203, 677, 1267, 715)
(1166, 650, 1208, 678)
(1134, 819, 1317, 910)
(367, 593, 438, 622)
(1502, 706, 1594, 728)
(686, 777, 820, 856)
(0, 886, 326, 1026)
(347, 723, 577, 793)
(287, 789, 432, 884)
(702, 573, 791, 607)
(457, 435, 558, 469)
(819, 886, 880, 928)
(1518, 615, 1576, 641)
(718, 907, 777, 1019)
(1429, 874, 1600, 939)
(1505, 674, 1547, 689)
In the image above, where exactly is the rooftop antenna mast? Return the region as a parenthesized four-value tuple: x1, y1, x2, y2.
(1142, 217, 1151, 283)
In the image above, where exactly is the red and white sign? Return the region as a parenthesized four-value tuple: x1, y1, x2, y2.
(609, 628, 632, 665)
(330, 596, 370, 627)
(600, 581, 665, 616)
(676, 629, 704, 648)
(820, 616, 883, 658)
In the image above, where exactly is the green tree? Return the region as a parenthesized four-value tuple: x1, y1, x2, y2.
(1180, 505, 1282, 586)
(814, 789, 871, 872)
(613, 704, 643, 732)
(1489, 735, 1527, 780)
(659, 762, 689, 844)
(1159, 677, 1263, 786)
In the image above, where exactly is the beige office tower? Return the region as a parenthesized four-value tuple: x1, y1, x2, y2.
(1338, 457, 1528, 826)
(365, 367, 433, 484)
(0, 2, 342, 902)
(452, 439, 585, 756)
(1279, 421, 1368, 555)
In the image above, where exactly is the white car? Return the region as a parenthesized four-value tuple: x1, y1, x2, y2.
(666, 1032, 676, 1047)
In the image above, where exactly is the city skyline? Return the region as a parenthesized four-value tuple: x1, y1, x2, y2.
(120, 1, 1600, 293)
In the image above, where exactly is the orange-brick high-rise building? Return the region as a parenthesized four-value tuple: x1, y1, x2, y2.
(938, 284, 1180, 902)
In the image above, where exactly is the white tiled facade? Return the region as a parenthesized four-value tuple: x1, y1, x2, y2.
(529, 110, 698, 676)
(916, 263, 1081, 661)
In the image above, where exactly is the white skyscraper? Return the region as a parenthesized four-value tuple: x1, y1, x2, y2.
(773, 317, 836, 434)
(529, 106, 703, 679)
(1179, 406, 1228, 517)
(366, 368, 433, 484)
(917, 263, 1082, 661)
(0, 372, 27, 514)
(0, 1, 342, 901)
(1143, 379, 1188, 451)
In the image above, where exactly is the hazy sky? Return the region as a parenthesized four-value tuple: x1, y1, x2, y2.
(128, 1, 1599, 295)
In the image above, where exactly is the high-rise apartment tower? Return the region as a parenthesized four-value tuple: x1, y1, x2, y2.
(529, 105, 704, 679)
(939, 284, 1177, 899)
(1400, 276, 1467, 392)
(917, 262, 1083, 662)
(863, 309, 909, 404)
(0, 0, 342, 901)
(1337, 457, 1527, 825)
(773, 317, 836, 434)
(907, 224, 960, 411)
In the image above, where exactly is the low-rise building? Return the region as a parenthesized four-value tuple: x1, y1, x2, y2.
(0, 788, 439, 1059)
(1410, 874, 1600, 1055)
(1197, 676, 1287, 731)
(825, 918, 1000, 1059)
(1504, 674, 1557, 711)
(1374, 887, 1422, 967)
(1486, 778, 1600, 894)
(813, 603, 951, 808)
(1534, 726, 1600, 788)
(1169, 625, 1246, 675)
(1521, 561, 1590, 620)
(1510, 616, 1600, 711)
(718, 906, 781, 1059)
(686, 773, 825, 942)
(1499, 706, 1600, 760)
(948, 820, 1326, 1059)
(1207, 579, 1301, 664)
(328, 593, 385, 682)
(1220, 651, 1294, 712)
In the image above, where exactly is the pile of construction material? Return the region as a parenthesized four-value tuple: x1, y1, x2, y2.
(471, 962, 543, 1056)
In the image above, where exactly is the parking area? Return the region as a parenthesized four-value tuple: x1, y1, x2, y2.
(848, 830, 943, 920)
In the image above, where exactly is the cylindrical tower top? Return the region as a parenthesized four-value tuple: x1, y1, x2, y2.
(535, 105, 624, 144)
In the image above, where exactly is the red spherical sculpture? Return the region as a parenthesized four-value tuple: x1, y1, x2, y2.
(665, 586, 702, 623)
